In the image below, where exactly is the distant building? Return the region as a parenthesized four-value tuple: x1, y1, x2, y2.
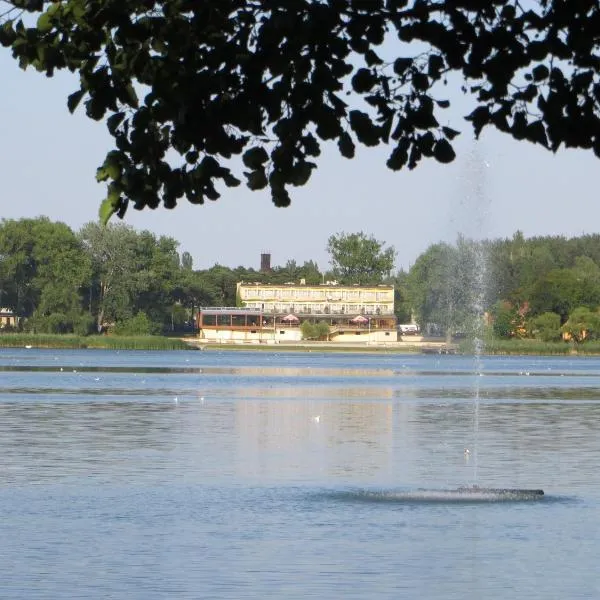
(237, 281, 395, 316)
(197, 282, 398, 344)
(0, 308, 18, 329)
(260, 253, 271, 272)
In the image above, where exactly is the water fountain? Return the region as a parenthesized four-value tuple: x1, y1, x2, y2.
(453, 147, 543, 501)
(417, 146, 544, 502)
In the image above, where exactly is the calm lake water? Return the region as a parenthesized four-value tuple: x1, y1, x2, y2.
(1, 348, 599, 599)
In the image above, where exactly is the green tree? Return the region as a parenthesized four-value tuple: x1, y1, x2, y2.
(301, 320, 317, 340)
(491, 301, 519, 339)
(407, 238, 487, 338)
(180, 251, 193, 271)
(298, 260, 322, 285)
(112, 311, 157, 336)
(201, 265, 238, 306)
(531, 312, 561, 342)
(0, 218, 90, 330)
(528, 268, 580, 321)
(133, 231, 181, 329)
(327, 231, 395, 284)
(79, 221, 140, 331)
(561, 307, 600, 343)
(387, 270, 412, 323)
(3, 2, 599, 219)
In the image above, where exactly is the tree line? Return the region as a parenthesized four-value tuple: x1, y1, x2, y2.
(2, 217, 600, 342)
(407, 232, 600, 342)
(0, 220, 402, 334)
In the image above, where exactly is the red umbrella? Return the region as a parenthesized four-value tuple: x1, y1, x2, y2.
(351, 315, 369, 323)
(281, 313, 299, 322)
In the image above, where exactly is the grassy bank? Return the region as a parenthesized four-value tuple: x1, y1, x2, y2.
(0, 334, 189, 351)
(462, 338, 599, 355)
(190, 341, 432, 354)
(3, 334, 599, 355)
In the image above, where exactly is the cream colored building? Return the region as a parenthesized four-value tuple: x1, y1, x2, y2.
(237, 281, 395, 316)
(0, 308, 18, 329)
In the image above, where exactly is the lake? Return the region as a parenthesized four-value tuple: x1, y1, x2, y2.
(1, 348, 599, 599)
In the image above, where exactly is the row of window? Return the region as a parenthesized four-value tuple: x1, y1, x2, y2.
(244, 302, 393, 315)
(240, 288, 392, 301)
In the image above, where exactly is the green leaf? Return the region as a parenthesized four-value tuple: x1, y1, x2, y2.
(67, 89, 85, 114)
(99, 193, 120, 226)
(532, 64, 549, 82)
(442, 126, 460, 140)
(337, 131, 355, 158)
(393, 57, 412, 75)
(0, 21, 17, 47)
(124, 84, 138, 108)
(246, 170, 268, 190)
(351, 68, 377, 93)
(433, 138, 456, 163)
(242, 147, 269, 169)
(526, 120, 548, 147)
(386, 144, 408, 170)
(223, 173, 241, 187)
(364, 49, 383, 66)
(106, 112, 125, 135)
(36, 12, 53, 33)
(428, 54, 444, 79)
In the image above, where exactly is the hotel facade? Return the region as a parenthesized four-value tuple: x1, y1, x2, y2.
(236, 281, 395, 316)
(196, 282, 398, 344)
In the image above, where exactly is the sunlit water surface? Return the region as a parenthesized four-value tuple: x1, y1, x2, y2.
(1, 349, 599, 599)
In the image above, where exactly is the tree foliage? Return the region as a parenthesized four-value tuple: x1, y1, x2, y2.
(327, 231, 395, 284)
(2, 1, 600, 220)
(530, 311, 561, 342)
(0, 217, 91, 332)
(561, 307, 600, 343)
(406, 237, 487, 337)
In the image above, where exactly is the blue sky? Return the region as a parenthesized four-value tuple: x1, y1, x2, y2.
(2, 48, 598, 273)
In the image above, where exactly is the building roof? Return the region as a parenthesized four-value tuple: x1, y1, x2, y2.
(237, 282, 394, 290)
(199, 307, 261, 315)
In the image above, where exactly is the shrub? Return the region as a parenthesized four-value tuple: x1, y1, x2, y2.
(112, 312, 158, 336)
(301, 320, 317, 340)
(531, 312, 561, 342)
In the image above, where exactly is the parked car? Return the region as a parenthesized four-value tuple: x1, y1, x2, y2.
(399, 324, 420, 335)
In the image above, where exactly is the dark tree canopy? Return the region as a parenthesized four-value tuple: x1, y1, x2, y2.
(1, 0, 600, 222)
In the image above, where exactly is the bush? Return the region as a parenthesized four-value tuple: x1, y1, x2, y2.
(315, 322, 330, 339)
(561, 307, 600, 342)
(301, 320, 330, 340)
(112, 311, 157, 336)
(531, 312, 561, 342)
(73, 313, 95, 336)
(301, 320, 317, 340)
(26, 312, 71, 334)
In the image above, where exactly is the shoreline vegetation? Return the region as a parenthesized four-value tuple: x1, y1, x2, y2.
(0, 334, 189, 351)
(1, 334, 599, 355)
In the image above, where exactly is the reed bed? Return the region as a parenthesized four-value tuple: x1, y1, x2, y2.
(0, 334, 189, 351)
(465, 338, 600, 355)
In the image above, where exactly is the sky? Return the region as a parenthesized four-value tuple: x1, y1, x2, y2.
(2, 48, 598, 274)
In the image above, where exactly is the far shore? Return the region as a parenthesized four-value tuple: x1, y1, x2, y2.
(183, 337, 456, 354)
(0, 333, 597, 356)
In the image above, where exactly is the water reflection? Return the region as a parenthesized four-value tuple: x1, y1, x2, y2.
(235, 399, 395, 480)
(3, 351, 600, 599)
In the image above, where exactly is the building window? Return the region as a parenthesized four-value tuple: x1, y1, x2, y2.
(203, 315, 216, 326)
